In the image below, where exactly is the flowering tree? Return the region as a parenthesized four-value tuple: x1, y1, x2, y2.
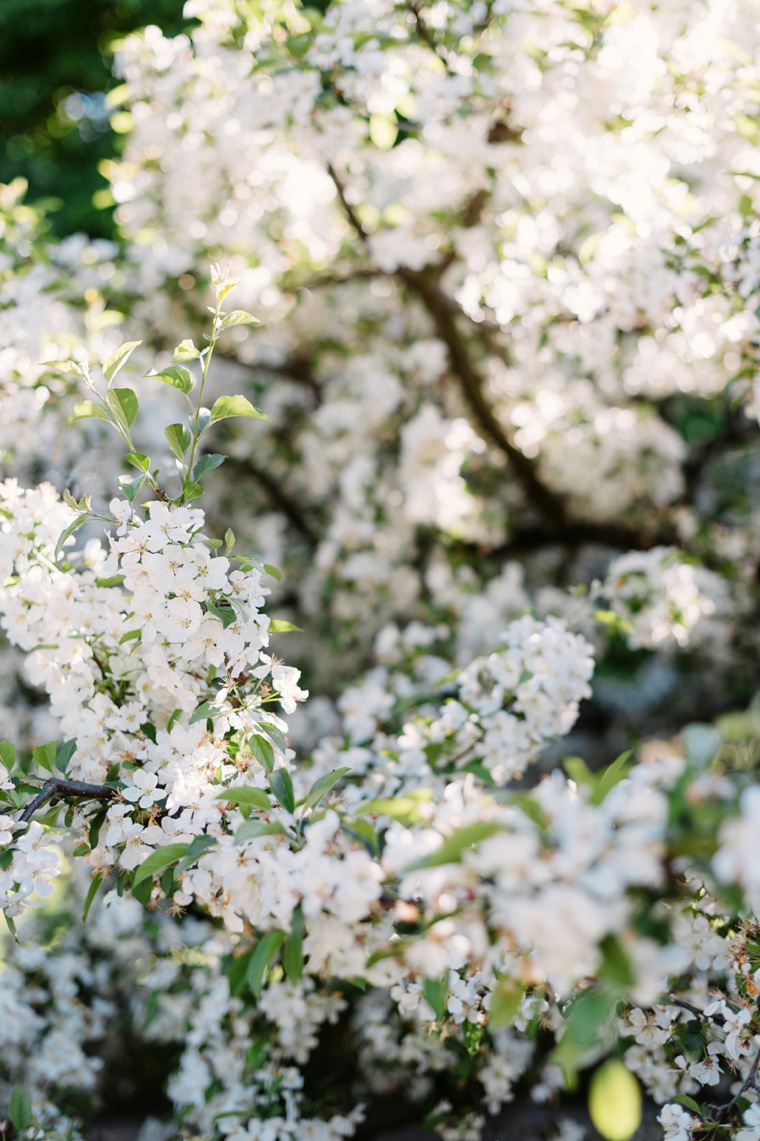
(1, 2, 760, 1140)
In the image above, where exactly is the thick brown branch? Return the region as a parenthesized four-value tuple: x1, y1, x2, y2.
(396, 266, 569, 526)
(19, 779, 118, 823)
(449, 520, 662, 562)
(215, 349, 323, 400)
(231, 458, 319, 545)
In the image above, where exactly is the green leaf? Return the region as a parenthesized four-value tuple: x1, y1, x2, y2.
(82, 872, 103, 922)
(193, 453, 226, 480)
(190, 700, 218, 725)
(357, 790, 434, 826)
(263, 563, 281, 582)
(107, 387, 139, 429)
(44, 359, 84, 377)
(209, 395, 268, 425)
(593, 751, 633, 804)
(269, 619, 302, 634)
(282, 907, 305, 983)
(593, 609, 634, 637)
(0, 740, 16, 769)
(550, 988, 617, 1081)
(563, 756, 596, 790)
(33, 741, 57, 774)
(225, 948, 254, 997)
(302, 767, 350, 812)
(369, 112, 398, 150)
(489, 979, 526, 1030)
(118, 473, 146, 502)
(597, 935, 634, 990)
(216, 787, 271, 810)
(153, 364, 194, 395)
(67, 399, 109, 426)
(235, 819, 285, 842)
(165, 423, 191, 461)
(132, 875, 153, 907)
(9, 1087, 32, 1132)
(675, 1094, 703, 1115)
(132, 843, 190, 887)
(174, 834, 218, 875)
(219, 309, 261, 329)
(224, 527, 235, 551)
(251, 735, 275, 773)
(247, 930, 285, 999)
(206, 600, 236, 628)
(258, 722, 287, 752)
(589, 1060, 642, 1141)
(55, 739, 77, 775)
(423, 974, 448, 1021)
(96, 574, 125, 588)
(125, 452, 151, 472)
(270, 768, 295, 814)
(103, 340, 141, 382)
(173, 339, 201, 361)
(182, 480, 204, 500)
(407, 821, 502, 870)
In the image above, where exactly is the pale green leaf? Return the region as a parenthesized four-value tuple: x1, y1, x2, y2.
(107, 387, 139, 428)
(269, 619, 302, 634)
(216, 787, 271, 810)
(67, 400, 109, 426)
(125, 452, 150, 472)
(152, 365, 194, 395)
(103, 340, 141, 382)
(54, 515, 87, 562)
(132, 843, 189, 887)
(209, 395, 268, 425)
(219, 310, 261, 329)
(173, 339, 202, 361)
(302, 767, 350, 812)
(165, 423, 191, 461)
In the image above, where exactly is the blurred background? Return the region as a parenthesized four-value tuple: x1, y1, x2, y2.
(0, 0, 190, 238)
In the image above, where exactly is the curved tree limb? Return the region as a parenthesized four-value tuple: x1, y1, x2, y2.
(19, 779, 119, 823)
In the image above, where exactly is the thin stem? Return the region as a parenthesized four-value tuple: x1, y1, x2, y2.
(327, 163, 369, 247)
(709, 1041, 760, 1119)
(186, 301, 222, 483)
(406, 1, 453, 72)
(19, 779, 119, 823)
(667, 995, 726, 1026)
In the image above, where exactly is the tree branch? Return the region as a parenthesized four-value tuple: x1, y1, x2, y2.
(19, 779, 119, 823)
(230, 458, 319, 545)
(327, 163, 369, 247)
(396, 265, 570, 525)
(406, 1, 453, 72)
(710, 1040, 760, 1119)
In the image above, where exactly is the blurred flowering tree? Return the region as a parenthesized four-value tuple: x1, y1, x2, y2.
(1, 3, 760, 1141)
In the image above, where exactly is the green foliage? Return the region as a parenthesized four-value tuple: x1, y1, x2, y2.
(0, 0, 193, 238)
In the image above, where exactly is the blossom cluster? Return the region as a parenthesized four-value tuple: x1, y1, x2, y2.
(0, 1, 760, 1139)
